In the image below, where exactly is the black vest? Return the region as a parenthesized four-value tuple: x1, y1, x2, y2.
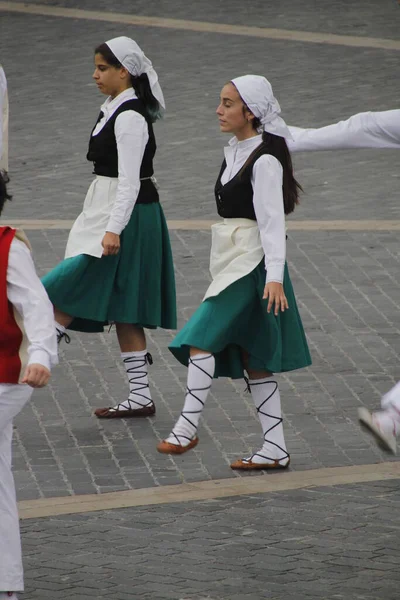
(87, 98, 158, 204)
(215, 143, 276, 220)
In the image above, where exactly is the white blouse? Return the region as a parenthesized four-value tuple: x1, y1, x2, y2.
(221, 135, 285, 284)
(7, 239, 58, 371)
(288, 110, 400, 152)
(92, 88, 149, 235)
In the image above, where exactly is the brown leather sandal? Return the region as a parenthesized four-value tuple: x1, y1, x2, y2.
(230, 456, 290, 470)
(94, 403, 155, 419)
(157, 436, 199, 455)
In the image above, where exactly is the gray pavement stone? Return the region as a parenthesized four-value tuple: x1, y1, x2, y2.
(11, 225, 400, 497)
(0, 4, 399, 596)
(20, 482, 400, 599)
(0, 3, 399, 225)
(13, 227, 400, 497)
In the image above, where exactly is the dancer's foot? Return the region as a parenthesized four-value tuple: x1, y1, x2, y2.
(358, 407, 397, 454)
(94, 400, 155, 419)
(231, 452, 290, 470)
(157, 436, 199, 455)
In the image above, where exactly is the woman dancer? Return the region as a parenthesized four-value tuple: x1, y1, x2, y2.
(42, 37, 176, 419)
(157, 75, 311, 469)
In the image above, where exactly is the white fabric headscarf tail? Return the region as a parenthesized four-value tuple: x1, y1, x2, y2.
(105, 36, 165, 109)
(231, 75, 292, 140)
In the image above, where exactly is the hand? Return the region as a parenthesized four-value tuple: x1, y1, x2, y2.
(21, 364, 51, 388)
(263, 282, 289, 316)
(102, 232, 120, 256)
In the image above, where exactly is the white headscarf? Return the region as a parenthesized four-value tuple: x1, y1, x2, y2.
(105, 36, 165, 109)
(231, 75, 292, 140)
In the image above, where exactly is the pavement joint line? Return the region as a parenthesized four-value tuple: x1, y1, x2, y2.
(18, 461, 400, 520)
(1, 2, 400, 51)
(3, 219, 400, 231)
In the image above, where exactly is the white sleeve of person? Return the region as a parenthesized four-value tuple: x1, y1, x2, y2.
(0, 65, 8, 169)
(287, 110, 400, 152)
(106, 110, 149, 235)
(7, 239, 58, 370)
(251, 154, 286, 285)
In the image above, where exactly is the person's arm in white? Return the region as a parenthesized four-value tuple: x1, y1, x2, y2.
(106, 110, 149, 234)
(252, 154, 286, 285)
(287, 110, 400, 152)
(0, 66, 7, 167)
(7, 238, 58, 371)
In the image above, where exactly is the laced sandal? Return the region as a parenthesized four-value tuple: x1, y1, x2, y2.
(157, 355, 212, 455)
(95, 401, 155, 419)
(95, 353, 155, 419)
(231, 454, 290, 470)
(157, 435, 199, 455)
(231, 377, 290, 470)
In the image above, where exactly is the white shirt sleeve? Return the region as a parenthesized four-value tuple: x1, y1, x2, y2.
(251, 155, 286, 284)
(7, 239, 58, 371)
(0, 66, 7, 168)
(288, 110, 400, 152)
(106, 110, 149, 235)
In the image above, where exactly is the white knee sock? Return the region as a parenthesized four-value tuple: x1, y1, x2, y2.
(246, 376, 289, 465)
(0, 594, 18, 599)
(55, 322, 65, 334)
(112, 351, 153, 411)
(166, 353, 215, 447)
(55, 321, 71, 344)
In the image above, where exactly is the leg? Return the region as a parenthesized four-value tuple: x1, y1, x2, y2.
(115, 322, 146, 352)
(54, 308, 73, 329)
(0, 384, 32, 596)
(230, 352, 290, 470)
(94, 323, 154, 419)
(157, 347, 215, 455)
(358, 380, 400, 454)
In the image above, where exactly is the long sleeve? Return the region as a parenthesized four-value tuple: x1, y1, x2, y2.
(0, 66, 8, 171)
(7, 239, 58, 371)
(288, 110, 400, 152)
(106, 110, 149, 235)
(251, 155, 286, 284)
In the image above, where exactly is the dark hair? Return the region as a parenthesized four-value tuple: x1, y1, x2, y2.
(95, 43, 162, 123)
(0, 172, 12, 217)
(246, 112, 302, 215)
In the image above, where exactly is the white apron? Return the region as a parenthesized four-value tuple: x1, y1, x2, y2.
(65, 176, 117, 259)
(203, 218, 264, 301)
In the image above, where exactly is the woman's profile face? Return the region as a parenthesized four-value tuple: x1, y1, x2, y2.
(216, 83, 253, 135)
(92, 53, 126, 97)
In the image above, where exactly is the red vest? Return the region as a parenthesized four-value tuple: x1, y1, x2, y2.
(0, 226, 26, 383)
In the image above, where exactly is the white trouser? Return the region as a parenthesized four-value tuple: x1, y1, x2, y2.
(0, 384, 32, 592)
(381, 381, 400, 413)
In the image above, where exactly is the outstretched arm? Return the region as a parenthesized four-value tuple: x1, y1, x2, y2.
(288, 110, 400, 152)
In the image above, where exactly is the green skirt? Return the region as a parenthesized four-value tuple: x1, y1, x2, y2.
(169, 261, 311, 379)
(42, 203, 177, 332)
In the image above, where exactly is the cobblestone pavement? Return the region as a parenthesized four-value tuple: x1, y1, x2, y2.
(11, 227, 400, 500)
(0, 0, 399, 598)
(21, 480, 400, 600)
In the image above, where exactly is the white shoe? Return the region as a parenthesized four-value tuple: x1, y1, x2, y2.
(358, 407, 397, 455)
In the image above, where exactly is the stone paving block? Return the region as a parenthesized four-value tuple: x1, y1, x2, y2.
(18, 480, 400, 598)
(1, 2, 400, 597)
